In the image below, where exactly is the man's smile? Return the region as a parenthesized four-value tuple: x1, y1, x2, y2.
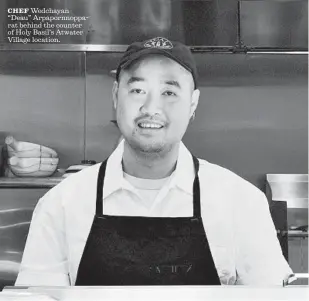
(136, 119, 165, 131)
(138, 122, 164, 129)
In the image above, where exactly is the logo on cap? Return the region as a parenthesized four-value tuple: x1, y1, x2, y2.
(144, 37, 173, 49)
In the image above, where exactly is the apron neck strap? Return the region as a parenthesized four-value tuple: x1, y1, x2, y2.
(96, 155, 201, 217)
(96, 159, 107, 215)
(192, 155, 201, 218)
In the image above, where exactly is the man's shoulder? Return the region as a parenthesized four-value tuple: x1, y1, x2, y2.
(53, 162, 100, 189)
(196, 157, 265, 199)
(197, 157, 242, 182)
(60, 162, 102, 185)
(39, 162, 102, 205)
(180, 142, 263, 198)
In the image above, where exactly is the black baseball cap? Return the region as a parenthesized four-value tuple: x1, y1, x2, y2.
(116, 37, 198, 88)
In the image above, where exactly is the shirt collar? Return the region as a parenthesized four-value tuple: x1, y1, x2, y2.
(103, 139, 196, 199)
(170, 142, 196, 195)
(103, 140, 125, 198)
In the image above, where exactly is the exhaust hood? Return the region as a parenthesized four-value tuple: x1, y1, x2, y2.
(239, 0, 308, 52)
(0, 0, 307, 53)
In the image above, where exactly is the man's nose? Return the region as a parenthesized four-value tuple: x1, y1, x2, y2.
(140, 92, 163, 115)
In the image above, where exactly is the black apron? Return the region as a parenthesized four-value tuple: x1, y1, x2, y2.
(75, 156, 221, 285)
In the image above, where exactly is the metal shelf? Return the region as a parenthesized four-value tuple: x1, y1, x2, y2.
(272, 198, 308, 209)
(0, 177, 63, 188)
(0, 44, 128, 52)
(287, 231, 308, 238)
(0, 43, 307, 54)
(277, 230, 308, 238)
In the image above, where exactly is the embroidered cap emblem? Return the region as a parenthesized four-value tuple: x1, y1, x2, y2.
(144, 37, 173, 49)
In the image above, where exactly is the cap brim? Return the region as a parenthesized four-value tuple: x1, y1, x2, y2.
(120, 48, 194, 76)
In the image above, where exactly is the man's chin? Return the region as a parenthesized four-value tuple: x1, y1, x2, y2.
(129, 138, 167, 154)
(138, 143, 165, 153)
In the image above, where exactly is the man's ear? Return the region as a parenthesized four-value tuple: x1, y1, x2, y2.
(112, 81, 119, 110)
(190, 89, 200, 117)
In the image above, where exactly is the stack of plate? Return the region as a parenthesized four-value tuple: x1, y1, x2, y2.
(5, 136, 59, 177)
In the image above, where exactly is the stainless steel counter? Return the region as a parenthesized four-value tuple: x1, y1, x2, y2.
(1, 286, 309, 301)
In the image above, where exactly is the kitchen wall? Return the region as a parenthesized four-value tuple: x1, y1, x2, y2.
(85, 52, 308, 191)
(0, 52, 85, 166)
(0, 52, 307, 187)
(0, 51, 307, 288)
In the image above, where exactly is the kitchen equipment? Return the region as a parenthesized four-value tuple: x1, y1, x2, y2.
(290, 225, 308, 232)
(267, 174, 308, 285)
(267, 174, 308, 208)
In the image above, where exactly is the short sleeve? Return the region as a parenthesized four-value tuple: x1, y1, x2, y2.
(233, 186, 294, 285)
(15, 187, 70, 286)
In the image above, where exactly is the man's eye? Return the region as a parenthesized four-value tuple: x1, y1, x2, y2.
(163, 91, 176, 96)
(130, 89, 145, 94)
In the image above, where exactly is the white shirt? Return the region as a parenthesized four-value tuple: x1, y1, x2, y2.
(123, 172, 169, 205)
(15, 140, 293, 286)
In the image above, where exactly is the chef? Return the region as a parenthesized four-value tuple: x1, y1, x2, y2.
(15, 37, 294, 286)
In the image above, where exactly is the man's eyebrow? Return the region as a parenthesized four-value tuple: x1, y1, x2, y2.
(127, 76, 145, 85)
(164, 80, 181, 88)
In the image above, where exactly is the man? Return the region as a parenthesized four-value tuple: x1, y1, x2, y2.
(15, 37, 293, 286)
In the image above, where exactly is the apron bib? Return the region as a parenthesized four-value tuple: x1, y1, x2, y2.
(75, 156, 221, 285)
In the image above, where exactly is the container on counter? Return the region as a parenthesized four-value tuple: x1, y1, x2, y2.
(0, 145, 3, 177)
(267, 174, 308, 208)
(63, 160, 97, 178)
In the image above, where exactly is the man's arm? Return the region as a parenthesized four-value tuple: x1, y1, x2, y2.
(233, 186, 294, 285)
(15, 188, 70, 286)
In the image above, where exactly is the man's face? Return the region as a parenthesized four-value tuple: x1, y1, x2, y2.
(113, 55, 199, 154)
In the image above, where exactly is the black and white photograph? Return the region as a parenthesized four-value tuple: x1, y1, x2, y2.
(0, 0, 308, 300)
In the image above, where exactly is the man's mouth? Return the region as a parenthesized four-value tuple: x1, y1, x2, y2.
(137, 122, 164, 129)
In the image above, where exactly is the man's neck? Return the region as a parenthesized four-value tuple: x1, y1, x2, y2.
(122, 141, 180, 179)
